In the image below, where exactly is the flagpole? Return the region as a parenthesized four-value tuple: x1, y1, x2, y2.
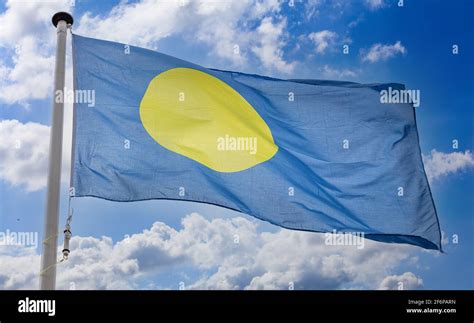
(40, 12, 74, 290)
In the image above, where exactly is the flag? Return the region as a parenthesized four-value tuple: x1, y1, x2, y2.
(71, 34, 441, 250)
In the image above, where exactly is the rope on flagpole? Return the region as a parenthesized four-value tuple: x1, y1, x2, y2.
(39, 230, 61, 276)
(40, 198, 73, 278)
(39, 199, 73, 277)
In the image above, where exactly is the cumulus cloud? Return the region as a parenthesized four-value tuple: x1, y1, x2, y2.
(190, 226, 417, 290)
(0, 37, 56, 104)
(423, 149, 474, 183)
(378, 272, 423, 290)
(0, 0, 295, 106)
(308, 30, 337, 54)
(0, 213, 421, 290)
(251, 17, 296, 74)
(0, 0, 72, 104)
(0, 119, 70, 191)
(0, 120, 50, 191)
(76, 0, 185, 48)
(0, 245, 40, 289)
(77, 0, 293, 74)
(0, 0, 71, 47)
(361, 41, 406, 63)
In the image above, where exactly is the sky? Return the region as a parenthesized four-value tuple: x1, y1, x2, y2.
(0, 0, 473, 290)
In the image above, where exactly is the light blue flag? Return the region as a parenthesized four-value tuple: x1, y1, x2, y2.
(71, 34, 442, 250)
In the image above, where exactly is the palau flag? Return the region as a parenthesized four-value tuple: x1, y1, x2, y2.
(71, 34, 442, 250)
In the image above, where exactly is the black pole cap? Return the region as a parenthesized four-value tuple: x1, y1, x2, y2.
(52, 12, 74, 27)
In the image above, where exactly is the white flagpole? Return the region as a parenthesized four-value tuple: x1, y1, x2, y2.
(40, 12, 74, 290)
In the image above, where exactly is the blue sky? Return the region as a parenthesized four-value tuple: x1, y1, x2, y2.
(0, 0, 473, 290)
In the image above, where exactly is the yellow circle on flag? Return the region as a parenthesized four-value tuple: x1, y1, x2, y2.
(139, 67, 278, 172)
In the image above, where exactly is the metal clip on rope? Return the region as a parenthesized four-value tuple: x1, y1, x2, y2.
(61, 225, 71, 261)
(61, 203, 73, 262)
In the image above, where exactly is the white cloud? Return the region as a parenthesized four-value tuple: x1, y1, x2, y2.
(361, 41, 406, 63)
(0, 120, 50, 191)
(76, 0, 293, 74)
(321, 65, 358, 79)
(0, 37, 55, 104)
(251, 17, 296, 74)
(0, 0, 71, 47)
(304, 0, 323, 20)
(0, 213, 420, 290)
(423, 149, 474, 183)
(246, 0, 281, 19)
(76, 0, 185, 48)
(0, 119, 70, 191)
(190, 225, 417, 290)
(0, 245, 39, 289)
(0, 0, 295, 106)
(308, 30, 337, 54)
(192, 1, 253, 67)
(365, 0, 386, 10)
(378, 272, 423, 290)
(348, 15, 364, 29)
(0, 0, 72, 105)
